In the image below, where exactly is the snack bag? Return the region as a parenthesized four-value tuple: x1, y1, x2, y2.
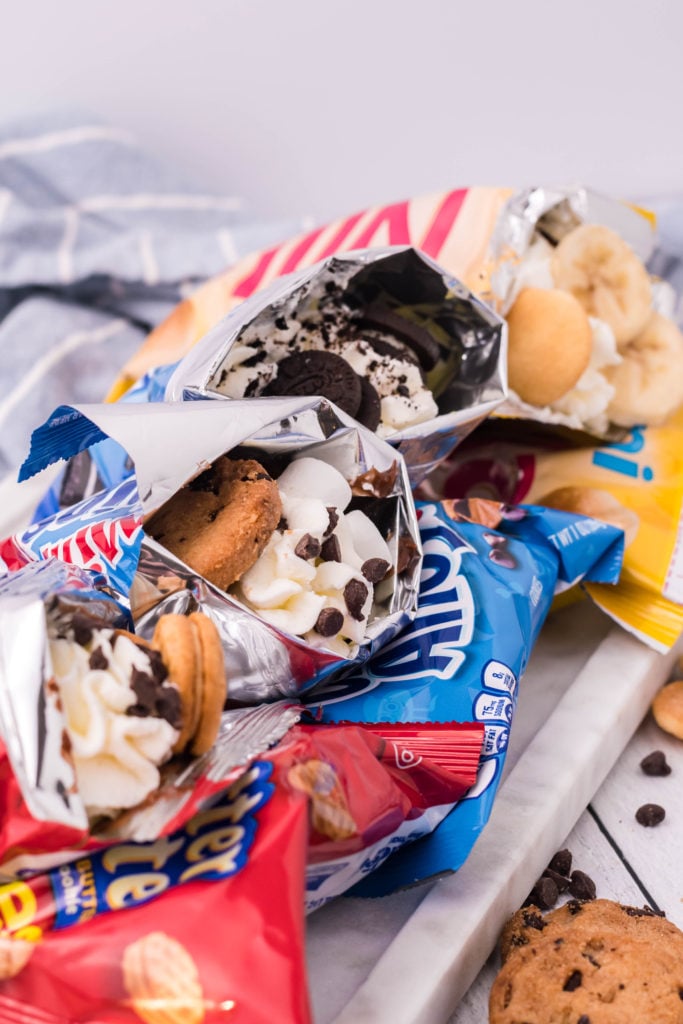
(266, 720, 484, 911)
(110, 187, 515, 395)
(487, 187, 683, 438)
(305, 498, 624, 894)
(164, 246, 507, 485)
(107, 185, 672, 446)
(423, 414, 683, 651)
(0, 762, 313, 1024)
(0, 557, 304, 874)
(13, 396, 422, 702)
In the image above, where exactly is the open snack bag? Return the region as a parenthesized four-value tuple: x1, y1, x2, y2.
(12, 396, 421, 702)
(106, 184, 683, 447)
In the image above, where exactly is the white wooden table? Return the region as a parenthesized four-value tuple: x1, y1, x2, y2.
(307, 600, 683, 1024)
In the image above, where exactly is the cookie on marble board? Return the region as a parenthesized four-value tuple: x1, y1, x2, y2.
(491, 899, 683, 1023)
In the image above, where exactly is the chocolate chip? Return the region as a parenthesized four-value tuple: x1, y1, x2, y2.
(343, 578, 369, 621)
(263, 350, 362, 419)
(320, 535, 341, 562)
(563, 970, 582, 992)
(188, 465, 220, 495)
(578, 1015, 591, 1023)
(521, 910, 546, 931)
(88, 646, 108, 670)
(548, 849, 572, 876)
(640, 750, 671, 776)
(635, 803, 666, 827)
(509, 934, 529, 948)
(355, 377, 381, 432)
(488, 547, 517, 569)
(569, 871, 596, 901)
(525, 876, 559, 910)
(325, 507, 339, 537)
(542, 868, 571, 894)
(274, 316, 288, 331)
(71, 614, 94, 646)
(314, 607, 344, 637)
(295, 534, 321, 560)
(582, 952, 601, 968)
(566, 899, 584, 915)
(361, 558, 390, 584)
(154, 687, 184, 730)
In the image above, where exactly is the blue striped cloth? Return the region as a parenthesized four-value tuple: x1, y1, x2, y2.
(0, 112, 306, 484)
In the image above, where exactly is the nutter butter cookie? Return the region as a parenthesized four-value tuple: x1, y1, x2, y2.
(49, 612, 227, 819)
(152, 612, 227, 758)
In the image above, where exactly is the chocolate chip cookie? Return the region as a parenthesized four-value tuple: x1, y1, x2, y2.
(491, 899, 683, 1023)
(145, 456, 282, 590)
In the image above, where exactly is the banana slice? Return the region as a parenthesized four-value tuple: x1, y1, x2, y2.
(604, 312, 683, 427)
(506, 287, 593, 407)
(550, 224, 652, 348)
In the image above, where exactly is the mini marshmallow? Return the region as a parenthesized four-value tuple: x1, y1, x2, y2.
(278, 457, 352, 511)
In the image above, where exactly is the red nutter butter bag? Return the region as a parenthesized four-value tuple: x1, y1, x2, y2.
(268, 721, 485, 909)
(0, 761, 312, 1024)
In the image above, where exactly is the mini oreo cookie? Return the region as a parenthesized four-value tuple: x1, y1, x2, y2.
(360, 304, 441, 370)
(359, 330, 422, 370)
(355, 377, 381, 431)
(263, 350, 362, 418)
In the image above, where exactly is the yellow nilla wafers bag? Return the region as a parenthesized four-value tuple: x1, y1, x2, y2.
(422, 409, 683, 651)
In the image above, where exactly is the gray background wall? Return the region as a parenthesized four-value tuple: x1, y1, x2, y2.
(2, 0, 681, 222)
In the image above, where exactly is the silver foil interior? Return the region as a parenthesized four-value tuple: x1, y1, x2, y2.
(165, 246, 508, 486)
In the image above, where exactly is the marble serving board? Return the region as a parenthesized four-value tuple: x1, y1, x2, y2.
(306, 599, 683, 1024)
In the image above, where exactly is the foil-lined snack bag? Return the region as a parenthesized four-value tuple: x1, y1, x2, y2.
(14, 396, 422, 703)
(484, 186, 683, 439)
(306, 498, 625, 894)
(164, 247, 507, 485)
(0, 558, 303, 874)
(105, 185, 675, 447)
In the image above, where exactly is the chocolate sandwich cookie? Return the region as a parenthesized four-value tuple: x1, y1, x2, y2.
(145, 456, 282, 591)
(355, 377, 382, 432)
(359, 303, 441, 370)
(152, 612, 227, 757)
(262, 350, 363, 419)
(492, 899, 683, 1023)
